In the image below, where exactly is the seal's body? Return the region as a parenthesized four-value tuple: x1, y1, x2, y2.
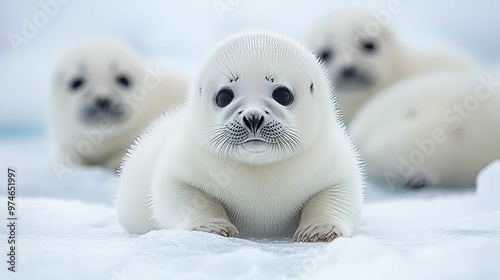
(350, 72, 500, 188)
(117, 33, 364, 242)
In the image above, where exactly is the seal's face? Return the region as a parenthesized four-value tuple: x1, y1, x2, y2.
(306, 10, 395, 94)
(197, 34, 329, 165)
(52, 42, 146, 129)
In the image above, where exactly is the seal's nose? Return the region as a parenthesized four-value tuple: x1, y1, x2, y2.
(243, 113, 264, 133)
(341, 66, 357, 79)
(95, 98, 111, 110)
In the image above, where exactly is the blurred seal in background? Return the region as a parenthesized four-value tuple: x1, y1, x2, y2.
(350, 72, 500, 188)
(305, 8, 477, 123)
(49, 39, 188, 171)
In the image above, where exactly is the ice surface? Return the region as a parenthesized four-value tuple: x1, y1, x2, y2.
(0, 138, 499, 280)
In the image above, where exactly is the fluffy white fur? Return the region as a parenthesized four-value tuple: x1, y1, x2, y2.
(305, 9, 477, 123)
(350, 72, 500, 188)
(117, 32, 364, 242)
(49, 39, 188, 170)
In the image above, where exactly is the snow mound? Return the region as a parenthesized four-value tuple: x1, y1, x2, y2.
(475, 160, 500, 211)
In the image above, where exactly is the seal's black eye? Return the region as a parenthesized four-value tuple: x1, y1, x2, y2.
(70, 77, 85, 91)
(361, 41, 377, 53)
(215, 88, 234, 108)
(116, 75, 130, 87)
(318, 49, 332, 63)
(272, 86, 294, 106)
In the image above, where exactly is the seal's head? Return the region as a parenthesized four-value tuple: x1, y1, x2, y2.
(194, 32, 335, 165)
(51, 40, 147, 130)
(305, 9, 398, 93)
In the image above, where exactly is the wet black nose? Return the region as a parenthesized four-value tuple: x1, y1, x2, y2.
(341, 67, 357, 79)
(95, 98, 111, 110)
(243, 114, 264, 133)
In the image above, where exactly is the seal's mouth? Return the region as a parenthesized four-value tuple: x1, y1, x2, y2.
(334, 70, 374, 91)
(242, 138, 269, 153)
(80, 104, 129, 123)
(242, 139, 268, 144)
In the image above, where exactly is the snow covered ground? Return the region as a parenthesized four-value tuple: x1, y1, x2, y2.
(0, 136, 499, 280)
(1, 1, 500, 279)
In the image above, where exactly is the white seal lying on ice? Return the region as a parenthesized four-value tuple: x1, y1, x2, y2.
(117, 32, 364, 242)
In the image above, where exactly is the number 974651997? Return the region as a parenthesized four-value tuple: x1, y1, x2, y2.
(7, 168, 16, 216)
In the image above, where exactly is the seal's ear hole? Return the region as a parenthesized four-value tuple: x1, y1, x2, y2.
(116, 74, 131, 88)
(272, 86, 294, 106)
(310, 83, 314, 94)
(215, 88, 234, 108)
(69, 77, 85, 91)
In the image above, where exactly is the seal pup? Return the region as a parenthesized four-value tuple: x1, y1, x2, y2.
(49, 39, 188, 170)
(117, 32, 364, 242)
(305, 9, 476, 123)
(350, 72, 500, 188)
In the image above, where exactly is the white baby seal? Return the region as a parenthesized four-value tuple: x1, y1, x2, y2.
(49, 39, 188, 171)
(117, 32, 364, 241)
(350, 72, 500, 188)
(305, 9, 476, 123)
